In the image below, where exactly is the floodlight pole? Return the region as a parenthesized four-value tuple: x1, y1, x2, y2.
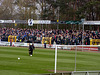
(57, 7, 59, 29)
(54, 45, 57, 73)
(81, 19, 85, 51)
(82, 22, 84, 51)
(83, 23, 84, 44)
(37, 14, 39, 29)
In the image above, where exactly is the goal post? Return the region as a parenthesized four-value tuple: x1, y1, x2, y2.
(54, 45, 57, 73)
(54, 45, 78, 73)
(54, 45, 99, 73)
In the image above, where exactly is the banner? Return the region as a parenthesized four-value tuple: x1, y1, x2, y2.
(90, 39, 100, 45)
(42, 37, 52, 44)
(0, 20, 15, 23)
(84, 21, 100, 25)
(0, 20, 4, 23)
(8, 35, 17, 42)
(28, 19, 34, 26)
(15, 20, 27, 24)
(33, 20, 51, 24)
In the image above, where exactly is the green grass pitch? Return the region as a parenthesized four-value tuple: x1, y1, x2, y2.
(0, 46, 100, 75)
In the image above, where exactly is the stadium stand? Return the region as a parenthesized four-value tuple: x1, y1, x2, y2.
(0, 28, 100, 45)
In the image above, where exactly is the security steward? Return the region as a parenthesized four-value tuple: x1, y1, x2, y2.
(44, 40, 47, 48)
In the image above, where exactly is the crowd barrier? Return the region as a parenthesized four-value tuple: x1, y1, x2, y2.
(0, 41, 100, 51)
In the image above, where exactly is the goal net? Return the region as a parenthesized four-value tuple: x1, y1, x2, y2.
(54, 45, 100, 73)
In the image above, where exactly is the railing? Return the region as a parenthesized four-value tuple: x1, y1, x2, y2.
(33, 71, 100, 75)
(71, 71, 100, 75)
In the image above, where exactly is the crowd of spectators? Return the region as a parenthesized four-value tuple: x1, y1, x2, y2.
(0, 28, 100, 45)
